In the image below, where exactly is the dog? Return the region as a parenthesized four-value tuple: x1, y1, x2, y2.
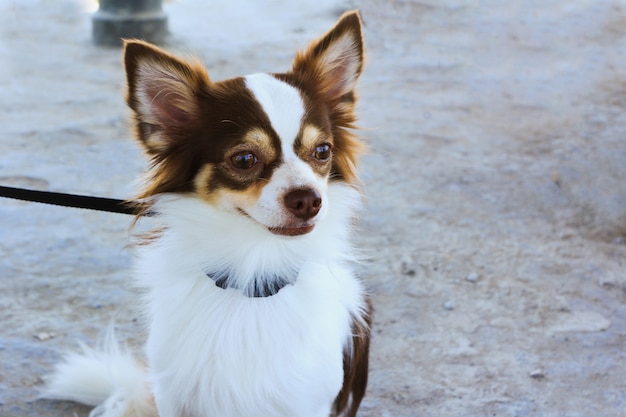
(43, 10, 371, 417)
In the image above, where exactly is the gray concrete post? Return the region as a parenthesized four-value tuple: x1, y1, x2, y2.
(93, 0, 168, 46)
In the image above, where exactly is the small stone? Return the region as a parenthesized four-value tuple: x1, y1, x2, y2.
(392, 393, 405, 403)
(34, 332, 54, 342)
(400, 261, 416, 276)
(443, 300, 456, 310)
(530, 368, 545, 379)
(466, 272, 479, 282)
(598, 278, 615, 289)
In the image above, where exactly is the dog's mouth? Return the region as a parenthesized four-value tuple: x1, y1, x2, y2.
(268, 225, 315, 236)
(236, 208, 315, 237)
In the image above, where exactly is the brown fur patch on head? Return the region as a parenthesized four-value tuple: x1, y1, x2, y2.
(195, 128, 279, 203)
(293, 124, 333, 177)
(280, 10, 366, 184)
(124, 41, 283, 208)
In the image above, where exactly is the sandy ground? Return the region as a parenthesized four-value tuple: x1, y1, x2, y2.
(1, 0, 625, 416)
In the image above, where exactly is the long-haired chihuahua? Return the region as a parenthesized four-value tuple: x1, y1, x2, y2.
(44, 11, 371, 417)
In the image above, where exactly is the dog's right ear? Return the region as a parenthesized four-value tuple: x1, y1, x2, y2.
(123, 40, 209, 155)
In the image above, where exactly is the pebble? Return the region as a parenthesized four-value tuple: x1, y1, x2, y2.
(466, 272, 479, 282)
(598, 278, 615, 288)
(530, 368, 545, 379)
(34, 332, 54, 342)
(400, 261, 416, 276)
(443, 300, 456, 310)
(392, 393, 406, 404)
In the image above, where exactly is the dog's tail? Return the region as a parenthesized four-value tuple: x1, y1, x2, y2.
(41, 330, 155, 417)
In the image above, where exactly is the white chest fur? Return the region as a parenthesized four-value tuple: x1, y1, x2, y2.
(134, 186, 365, 417)
(145, 263, 358, 417)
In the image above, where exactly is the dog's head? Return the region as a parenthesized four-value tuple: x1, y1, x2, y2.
(124, 11, 364, 237)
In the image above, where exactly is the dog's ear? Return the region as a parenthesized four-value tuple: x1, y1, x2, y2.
(292, 11, 364, 104)
(123, 40, 209, 155)
(291, 11, 365, 185)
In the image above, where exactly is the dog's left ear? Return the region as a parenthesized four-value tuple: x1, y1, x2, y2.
(292, 10, 364, 104)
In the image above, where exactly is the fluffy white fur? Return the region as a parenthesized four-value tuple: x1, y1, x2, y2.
(43, 330, 154, 417)
(43, 183, 366, 417)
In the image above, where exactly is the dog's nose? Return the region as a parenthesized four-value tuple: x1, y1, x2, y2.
(284, 188, 322, 220)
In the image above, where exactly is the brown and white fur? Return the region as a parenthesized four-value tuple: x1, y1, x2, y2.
(43, 11, 371, 417)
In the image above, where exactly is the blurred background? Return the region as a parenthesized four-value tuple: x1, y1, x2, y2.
(1, 1, 625, 416)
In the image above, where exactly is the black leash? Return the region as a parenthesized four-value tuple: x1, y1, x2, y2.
(0, 185, 135, 215)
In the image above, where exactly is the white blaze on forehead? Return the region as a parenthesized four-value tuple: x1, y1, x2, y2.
(244, 73, 304, 158)
(242, 73, 328, 230)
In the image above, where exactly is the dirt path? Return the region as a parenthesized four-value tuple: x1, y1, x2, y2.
(1, 1, 625, 416)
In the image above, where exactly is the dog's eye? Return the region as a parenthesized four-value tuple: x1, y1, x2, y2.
(230, 151, 258, 170)
(313, 143, 332, 162)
